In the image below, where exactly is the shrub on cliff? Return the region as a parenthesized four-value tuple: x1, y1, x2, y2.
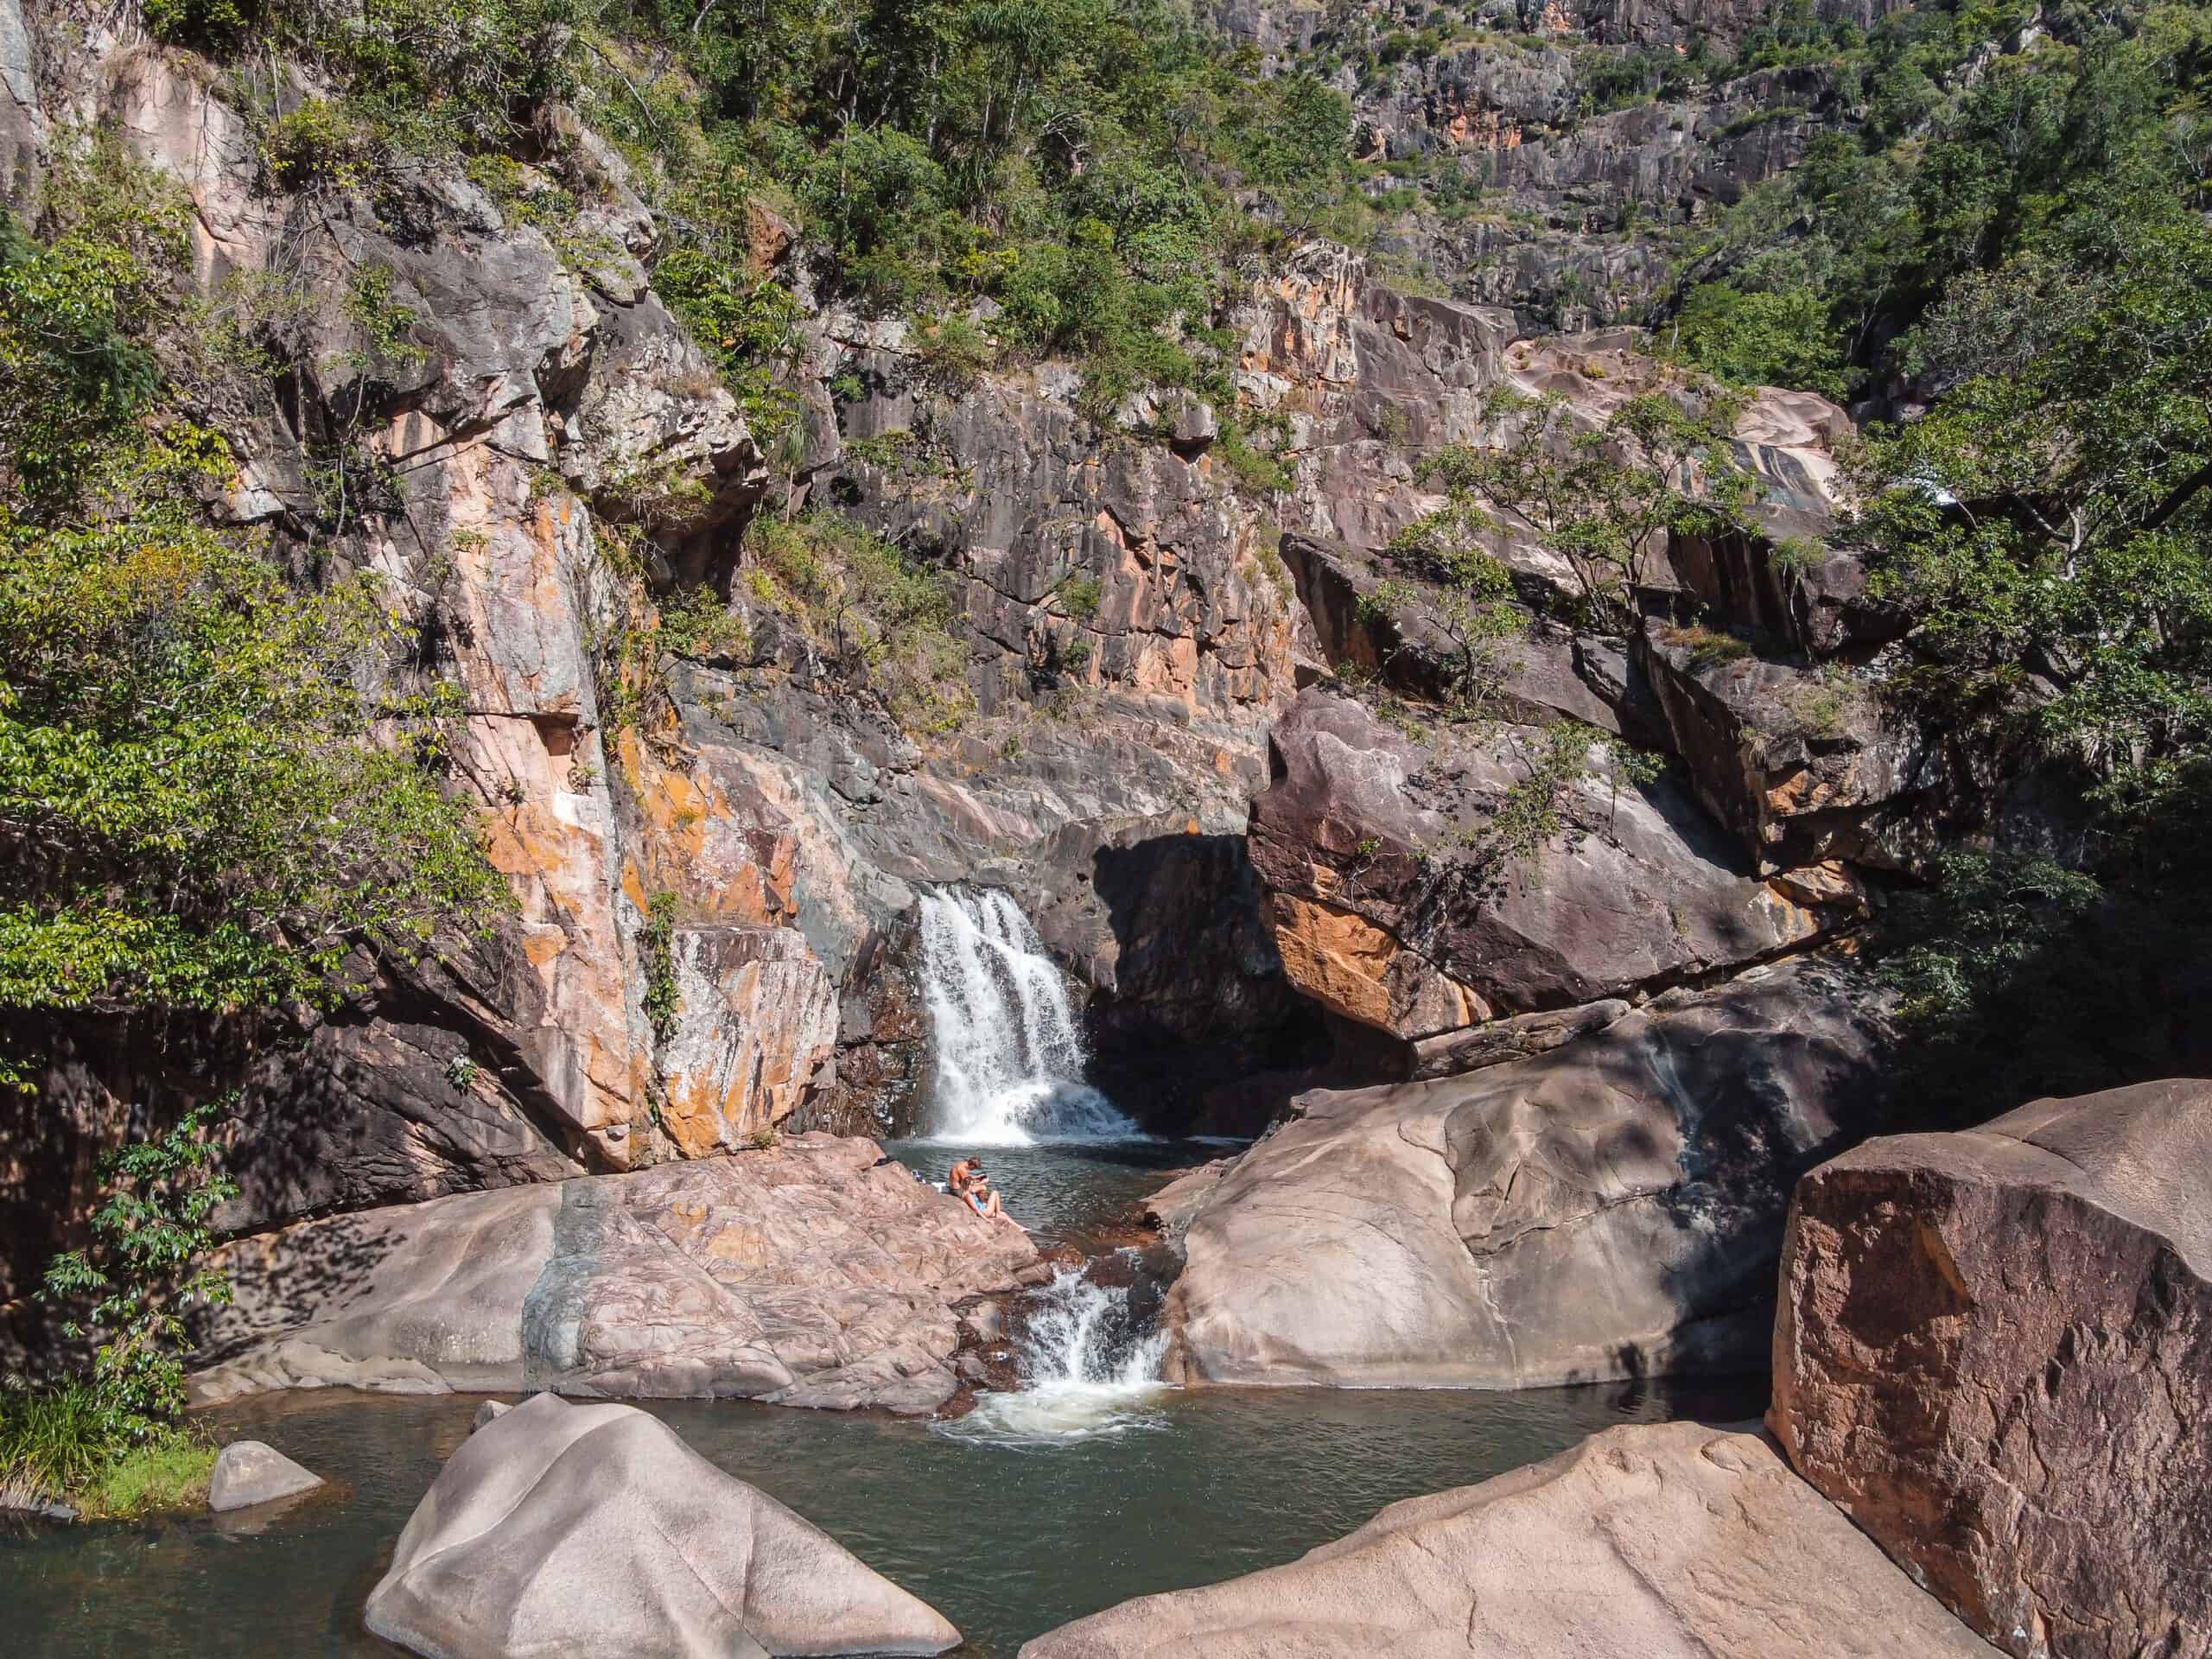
(0, 147, 505, 1089)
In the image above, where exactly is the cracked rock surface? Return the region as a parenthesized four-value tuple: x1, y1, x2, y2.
(1771, 1078, 2212, 1659)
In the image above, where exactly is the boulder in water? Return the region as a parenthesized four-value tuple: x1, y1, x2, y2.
(365, 1391, 961, 1658)
(207, 1440, 323, 1512)
(1016, 1421, 2000, 1658)
(1164, 960, 1890, 1388)
(1771, 1078, 2212, 1659)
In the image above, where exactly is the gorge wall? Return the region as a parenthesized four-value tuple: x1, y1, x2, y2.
(5, 0, 2207, 1414)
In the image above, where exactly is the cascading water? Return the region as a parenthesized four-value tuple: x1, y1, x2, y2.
(938, 1267, 1172, 1445)
(917, 887, 1140, 1144)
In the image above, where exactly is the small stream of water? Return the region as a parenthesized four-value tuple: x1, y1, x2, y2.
(0, 1139, 1769, 1656)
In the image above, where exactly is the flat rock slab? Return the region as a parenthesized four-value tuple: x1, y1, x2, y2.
(1165, 958, 1889, 1388)
(1772, 1077, 2212, 1659)
(1018, 1421, 2000, 1659)
(207, 1440, 323, 1512)
(192, 1133, 1039, 1414)
(366, 1391, 959, 1659)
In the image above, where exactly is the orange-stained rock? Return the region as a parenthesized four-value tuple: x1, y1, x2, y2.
(657, 926, 840, 1156)
(1267, 892, 1486, 1037)
(1772, 1080, 2212, 1659)
(1249, 686, 1849, 1040)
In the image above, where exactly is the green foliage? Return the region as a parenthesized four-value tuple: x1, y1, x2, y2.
(1661, 283, 1844, 397)
(1057, 574, 1103, 621)
(658, 584, 754, 663)
(1848, 190, 2212, 865)
(261, 98, 372, 191)
(651, 249, 803, 442)
(1359, 526, 1526, 718)
(0, 1382, 216, 1515)
(1460, 721, 1599, 871)
(0, 153, 505, 1082)
(77, 1430, 219, 1518)
(1676, 3, 2212, 394)
(270, 0, 589, 158)
(639, 889, 680, 1045)
(1420, 385, 1748, 633)
(747, 513, 975, 733)
(1661, 620, 1755, 671)
(1863, 849, 2212, 1126)
(39, 1104, 237, 1441)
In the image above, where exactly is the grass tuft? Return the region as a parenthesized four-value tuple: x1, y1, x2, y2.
(0, 1381, 216, 1518)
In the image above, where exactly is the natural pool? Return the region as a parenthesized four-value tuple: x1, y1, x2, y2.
(1, 1141, 1767, 1657)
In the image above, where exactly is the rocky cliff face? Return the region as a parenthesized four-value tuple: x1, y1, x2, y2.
(0, 0, 2061, 1410)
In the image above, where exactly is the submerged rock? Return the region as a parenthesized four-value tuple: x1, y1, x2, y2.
(1164, 960, 1890, 1389)
(365, 1391, 959, 1659)
(207, 1440, 324, 1513)
(1771, 1078, 2212, 1659)
(1017, 1421, 1999, 1659)
(192, 1134, 1038, 1414)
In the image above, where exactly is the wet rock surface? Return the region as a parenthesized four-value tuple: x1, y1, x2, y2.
(366, 1391, 961, 1659)
(1163, 960, 1891, 1389)
(1771, 1079, 2212, 1659)
(192, 1134, 1039, 1414)
(1017, 1421, 2002, 1659)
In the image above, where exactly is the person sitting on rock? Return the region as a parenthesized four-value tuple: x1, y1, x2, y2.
(951, 1159, 1010, 1223)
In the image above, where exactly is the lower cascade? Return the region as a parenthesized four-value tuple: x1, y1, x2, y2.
(917, 887, 1140, 1144)
(940, 1268, 1171, 1445)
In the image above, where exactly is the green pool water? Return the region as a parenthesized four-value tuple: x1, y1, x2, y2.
(1, 1141, 1766, 1657)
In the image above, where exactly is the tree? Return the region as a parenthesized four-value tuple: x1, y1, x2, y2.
(1850, 189, 2212, 867)
(0, 152, 505, 1086)
(41, 1103, 238, 1440)
(1363, 510, 1527, 719)
(1417, 386, 1749, 634)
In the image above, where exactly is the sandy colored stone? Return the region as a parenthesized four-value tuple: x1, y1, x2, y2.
(192, 1134, 1037, 1414)
(1772, 1078, 2212, 1659)
(1166, 960, 1889, 1389)
(207, 1440, 324, 1512)
(1018, 1422, 1999, 1659)
(366, 1391, 958, 1659)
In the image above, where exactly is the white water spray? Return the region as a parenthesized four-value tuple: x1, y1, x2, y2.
(917, 888, 1138, 1144)
(939, 1268, 1171, 1445)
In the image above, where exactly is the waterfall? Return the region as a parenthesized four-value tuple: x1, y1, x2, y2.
(917, 887, 1139, 1144)
(938, 1268, 1172, 1445)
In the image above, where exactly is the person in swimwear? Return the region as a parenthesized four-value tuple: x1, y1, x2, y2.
(949, 1157, 1008, 1222)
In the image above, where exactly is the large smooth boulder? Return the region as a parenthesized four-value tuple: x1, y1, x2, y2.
(1771, 1079, 2212, 1659)
(192, 1134, 1038, 1414)
(1165, 958, 1890, 1389)
(1247, 685, 1856, 1042)
(1018, 1421, 2001, 1659)
(366, 1391, 959, 1659)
